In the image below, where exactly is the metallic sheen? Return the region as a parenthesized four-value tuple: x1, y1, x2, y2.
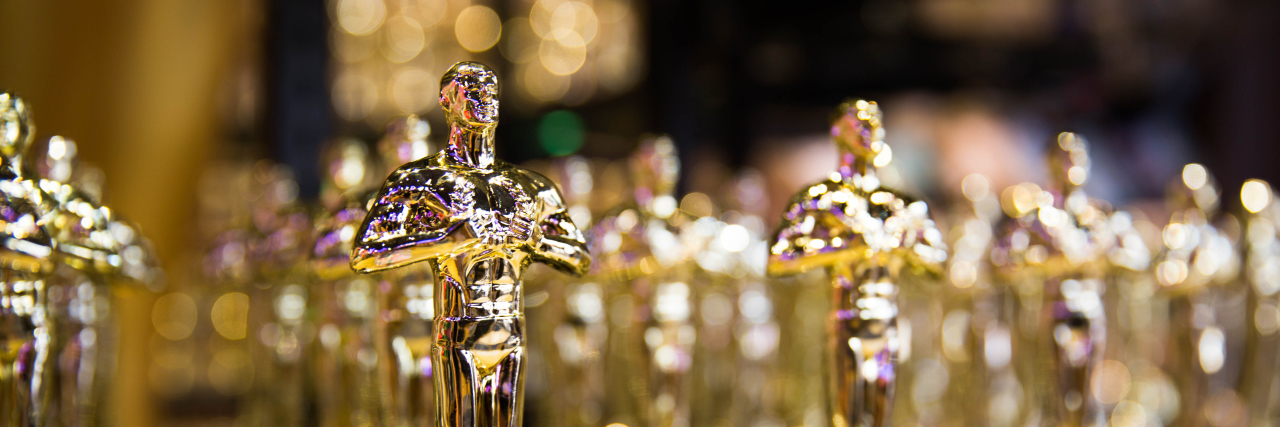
(351, 62, 590, 427)
(591, 136, 698, 427)
(991, 133, 1149, 426)
(767, 100, 947, 427)
(0, 92, 54, 427)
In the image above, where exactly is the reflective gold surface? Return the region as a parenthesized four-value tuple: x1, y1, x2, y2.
(352, 62, 590, 427)
(1150, 164, 1239, 426)
(590, 136, 701, 427)
(767, 99, 946, 427)
(0, 92, 161, 427)
(991, 133, 1151, 426)
(1239, 179, 1280, 423)
(36, 134, 123, 427)
(0, 92, 54, 427)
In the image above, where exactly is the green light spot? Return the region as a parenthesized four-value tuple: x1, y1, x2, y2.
(537, 110, 584, 157)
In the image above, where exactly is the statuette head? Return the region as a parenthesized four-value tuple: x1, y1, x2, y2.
(440, 61, 499, 127)
(831, 99, 888, 167)
(379, 115, 432, 171)
(1048, 132, 1091, 192)
(629, 135, 680, 208)
(0, 92, 35, 164)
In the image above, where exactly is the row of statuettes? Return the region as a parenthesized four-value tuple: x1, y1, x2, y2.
(5, 91, 1280, 426)
(200, 102, 1279, 426)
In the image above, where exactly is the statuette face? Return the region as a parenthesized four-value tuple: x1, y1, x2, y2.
(352, 61, 589, 427)
(440, 62, 499, 127)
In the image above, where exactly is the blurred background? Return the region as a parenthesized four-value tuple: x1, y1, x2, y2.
(1, 0, 1278, 425)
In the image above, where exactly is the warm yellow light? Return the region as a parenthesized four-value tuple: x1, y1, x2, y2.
(1110, 401, 1147, 427)
(872, 144, 893, 167)
(1157, 259, 1188, 286)
(1242, 179, 1272, 213)
(1182, 163, 1208, 190)
(961, 173, 989, 201)
(720, 224, 750, 253)
(455, 6, 502, 52)
(1067, 166, 1087, 186)
(1057, 132, 1082, 151)
(540, 34, 587, 75)
(381, 14, 425, 63)
(1199, 326, 1226, 373)
(335, 142, 367, 189)
(523, 63, 570, 101)
(1011, 184, 1040, 215)
(332, 31, 377, 63)
(48, 136, 70, 160)
(332, 69, 379, 121)
(949, 261, 977, 288)
(500, 18, 539, 64)
(152, 293, 197, 341)
(530, 0, 566, 39)
(211, 292, 250, 340)
(1090, 360, 1131, 404)
(336, 0, 386, 36)
(390, 67, 435, 113)
(596, 0, 631, 23)
(597, 44, 640, 93)
(413, 0, 448, 27)
(679, 192, 713, 218)
(208, 348, 253, 396)
(549, 1, 598, 45)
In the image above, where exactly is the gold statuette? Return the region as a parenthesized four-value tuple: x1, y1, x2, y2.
(592, 137, 699, 427)
(0, 92, 55, 427)
(767, 100, 947, 427)
(34, 135, 122, 427)
(991, 133, 1149, 426)
(351, 62, 590, 427)
(1152, 163, 1239, 425)
(1237, 179, 1279, 423)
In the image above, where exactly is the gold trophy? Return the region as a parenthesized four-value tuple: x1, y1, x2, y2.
(591, 136, 698, 427)
(1150, 163, 1239, 426)
(766, 100, 947, 427)
(351, 62, 591, 427)
(529, 156, 608, 427)
(246, 164, 313, 427)
(33, 134, 123, 427)
(991, 133, 1149, 426)
(720, 171, 785, 427)
(311, 137, 385, 426)
(369, 116, 439, 427)
(940, 173, 1024, 426)
(1237, 179, 1279, 423)
(0, 93, 56, 427)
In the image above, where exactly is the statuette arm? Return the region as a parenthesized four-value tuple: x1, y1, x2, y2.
(350, 163, 471, 273)
(528, 174, 589, 275)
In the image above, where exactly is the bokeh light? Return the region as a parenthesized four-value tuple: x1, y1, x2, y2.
(1242, 179, 1272, 213)
(455, 6, 502, 52)
(381, 13, 426, 63)
(539, 34, 587, 75)
(152, 292, 197, 341)
(390, 66, 436, 113)
(337, 0, 387, 36)
(211, 292, 250, 340)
